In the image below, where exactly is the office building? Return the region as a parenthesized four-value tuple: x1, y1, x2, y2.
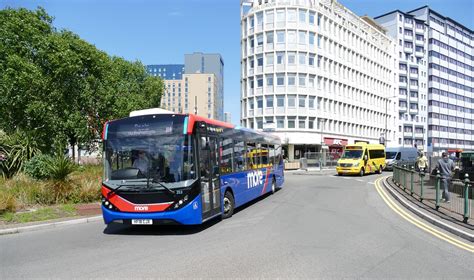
(185, 53, 225, 121)
(374, 10, 429, 150)
(147, 53, 224, 121)
(240, 0, 398, 160)
(376, 6, 473, 155)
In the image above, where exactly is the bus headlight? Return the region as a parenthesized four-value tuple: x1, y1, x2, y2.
(102, 196, 118, 211)
(353, 163, 359, 167)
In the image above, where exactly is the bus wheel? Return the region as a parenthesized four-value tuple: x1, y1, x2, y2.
(222, 191, 235, 219)
(359, 168, 365, 177)
(378, 165, 383, 174)
(271, 178, 276, 194)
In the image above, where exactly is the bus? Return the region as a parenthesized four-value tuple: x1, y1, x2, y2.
(336, 143, 386, 176)
(101, 111, 284, 225)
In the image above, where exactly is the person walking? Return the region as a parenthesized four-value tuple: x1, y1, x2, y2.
(436, 152, 455, 203)
(417, 152, 428, 173)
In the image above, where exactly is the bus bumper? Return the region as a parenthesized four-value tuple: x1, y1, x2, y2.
(102, 195, 203, 225)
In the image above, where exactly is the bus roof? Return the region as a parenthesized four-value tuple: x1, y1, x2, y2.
(345, 143, 385, 150)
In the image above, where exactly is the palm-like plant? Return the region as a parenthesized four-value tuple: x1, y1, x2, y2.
(0, 130, 42, 178)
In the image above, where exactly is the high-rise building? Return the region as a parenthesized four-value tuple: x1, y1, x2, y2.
(240, 0, 398, 161)
(224, 112, 232, 123)
(146, 53, 224, 121)
(185, 53, 225, 121)
(376, 6, 473, 155)
(160, 74, 218, 120)
(146, 64, 184, 80)
(374, 10, 429, 150)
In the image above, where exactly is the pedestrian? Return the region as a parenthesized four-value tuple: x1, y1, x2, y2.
(417, 152, 428, 173)
(436, 152, 455, 203)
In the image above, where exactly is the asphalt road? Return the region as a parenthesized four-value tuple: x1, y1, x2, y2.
(1, 172, 473, 278)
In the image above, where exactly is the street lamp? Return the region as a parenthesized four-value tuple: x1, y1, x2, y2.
(384, 95, 398, 147)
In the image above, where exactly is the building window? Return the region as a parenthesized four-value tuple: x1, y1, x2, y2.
(276, 52, 284, 64)
(266, 96, 273, 108)
(277, 95, 285, 107)
(299, 53, 306, 65)
(288, 75, 296, 86)
(277, 75, 284, 86)
(266, 53, 274, 65)
(277, 31, 285, 43)
(299, 96, 305, 107)
(266, 32, 274, 44)
(266, 76, 273, 86)
(277, 117, 284, 128)
(288, 118, 296, 128)
(299, 10, 306, 23)
(299, 119, 305, 129)
(288, 95, 296, 107)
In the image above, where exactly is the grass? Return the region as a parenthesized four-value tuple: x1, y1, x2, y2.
(0, 164, 103, 223)
(1, 204, 78, 224)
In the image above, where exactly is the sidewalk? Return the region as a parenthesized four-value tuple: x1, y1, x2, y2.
(287, 168, 336, 176)
(0, 203, 102, 235)
(382, 177, 473, 242)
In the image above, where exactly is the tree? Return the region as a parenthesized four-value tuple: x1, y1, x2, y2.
(0, 7, 164, 160)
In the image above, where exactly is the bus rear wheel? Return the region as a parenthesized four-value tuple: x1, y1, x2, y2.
(222, 191, 235, 219)
(271, 178, 276, 194)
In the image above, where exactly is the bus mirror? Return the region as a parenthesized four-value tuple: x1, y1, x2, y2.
(364, 155, 368, 161)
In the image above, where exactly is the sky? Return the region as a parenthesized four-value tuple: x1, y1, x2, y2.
(2, 0, 473, 124)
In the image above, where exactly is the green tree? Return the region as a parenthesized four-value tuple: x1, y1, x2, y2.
(0, 7, 164, 161)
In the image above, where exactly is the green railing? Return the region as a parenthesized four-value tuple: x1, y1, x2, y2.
(392, 165, 472, 224)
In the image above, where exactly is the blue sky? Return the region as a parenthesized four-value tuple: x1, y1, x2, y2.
(2, 0, 473, 124)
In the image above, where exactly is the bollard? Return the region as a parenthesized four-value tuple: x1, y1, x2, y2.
(420, 171, 425, 202)
(463, 173, 470, 223)
(436, 170, 441, 210)
(410, 166, 414, 196)
(394, 166, 398, 184)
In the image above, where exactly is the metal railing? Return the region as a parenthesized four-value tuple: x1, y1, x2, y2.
(301, 152, 339, 168)
(392, 165, 472, 223)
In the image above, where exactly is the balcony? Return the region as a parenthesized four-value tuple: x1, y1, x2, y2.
(410, 85, 418, 91)
(404, 34, 413, 41)
(404, 47, 413, 53)
(415, 39, 424, 46)
(409, 108, 419, 114)
(404, 131, 413, 137)
(414, 133, 424, 139)
(399, 106, 408, 112)
(415, 51, 424, 57)
(415, 26, 424, 34)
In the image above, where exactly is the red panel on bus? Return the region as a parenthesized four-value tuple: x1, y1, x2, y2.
(102, 186, 173, 212)
(186, 114, 234, 134)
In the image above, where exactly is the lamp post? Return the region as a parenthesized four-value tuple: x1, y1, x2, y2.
(384, 95, 398, 147)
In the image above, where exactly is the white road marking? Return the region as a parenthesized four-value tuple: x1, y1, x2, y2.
(355, 179, 364, 182)
(368, 182, 375, 185)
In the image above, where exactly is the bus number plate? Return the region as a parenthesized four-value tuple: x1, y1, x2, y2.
(131, 219, 153, 225)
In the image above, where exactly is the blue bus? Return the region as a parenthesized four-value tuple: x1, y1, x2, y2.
(101, 111, 284, 225)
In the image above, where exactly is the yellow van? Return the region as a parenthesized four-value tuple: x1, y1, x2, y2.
(336, 143, 386, 176)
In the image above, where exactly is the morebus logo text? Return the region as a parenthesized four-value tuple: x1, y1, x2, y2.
(247, 170, 263, 189)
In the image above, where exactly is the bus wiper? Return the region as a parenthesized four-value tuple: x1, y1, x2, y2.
(106, 183, 143, 196)
(150, 178, 176, 195)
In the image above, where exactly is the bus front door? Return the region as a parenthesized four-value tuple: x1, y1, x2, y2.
(199, 135, 221, 220)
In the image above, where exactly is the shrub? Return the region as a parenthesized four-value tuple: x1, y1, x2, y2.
(0, 130, 43, 178)
(0, 192, 17, 213)
(24, 154, 54, 180)
(45, 154, 77, 182)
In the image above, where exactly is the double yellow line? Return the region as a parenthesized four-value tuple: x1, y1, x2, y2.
(374, 177, 474, 253)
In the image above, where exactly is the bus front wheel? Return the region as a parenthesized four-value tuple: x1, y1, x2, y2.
(359, 168, 365, 177)
(222, 191, 235, 219)
(271, 178, 276, 194)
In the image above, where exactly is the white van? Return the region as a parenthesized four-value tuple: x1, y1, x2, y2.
(385, 147, 418, 170)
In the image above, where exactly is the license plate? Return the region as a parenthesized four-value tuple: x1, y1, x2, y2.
(131, 219, 153, 225)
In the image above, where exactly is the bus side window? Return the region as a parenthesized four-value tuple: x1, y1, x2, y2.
(247, 142, 256, 169)
(396, 152, 401, 160)
(233, 140, 245, 172)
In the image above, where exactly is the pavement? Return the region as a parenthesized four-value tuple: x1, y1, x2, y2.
(382, 176, 473, 242)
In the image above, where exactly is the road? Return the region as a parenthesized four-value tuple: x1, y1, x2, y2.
(1, 173, 473, 278)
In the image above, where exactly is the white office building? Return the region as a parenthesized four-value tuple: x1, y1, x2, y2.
(376, 6, 474, 156)
(240, 0, 398, 161)
(374, 10, 429, 150)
